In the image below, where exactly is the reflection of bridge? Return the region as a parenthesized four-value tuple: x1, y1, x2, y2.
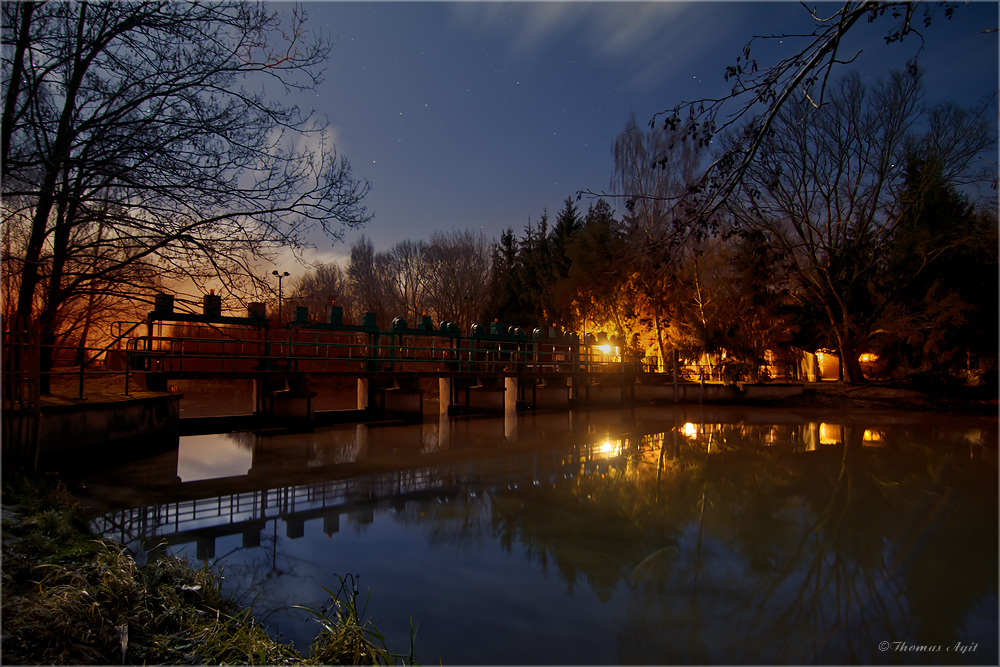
(90, 421, 637, 561)
(111, 296, 801, 424)
(85, 400, 972, 565)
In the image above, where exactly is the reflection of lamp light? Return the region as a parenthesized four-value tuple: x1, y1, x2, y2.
(681, 422, 698, 438)
(863, 429, 884, 443)
(819, 423, 841, 445)
(598, 344, 612, 354)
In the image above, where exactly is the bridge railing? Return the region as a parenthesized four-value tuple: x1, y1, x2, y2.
(120, 319, 648, 378)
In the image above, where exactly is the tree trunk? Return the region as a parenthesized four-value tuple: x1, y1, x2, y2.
(1, 2, 35, 176)
(837, 340, 866, 384)
(652, 304, 667, 374)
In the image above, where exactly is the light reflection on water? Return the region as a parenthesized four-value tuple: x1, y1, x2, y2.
(78, 405, 998, 665)
(177, 435, 253, 482)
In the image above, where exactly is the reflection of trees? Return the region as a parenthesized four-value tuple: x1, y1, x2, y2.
(462, 421, 996, 664)
(224, 427, 366, 468)
(628, 425, 996, 664)
(391, 492, 495, 557)
(490, 435, 707, 601)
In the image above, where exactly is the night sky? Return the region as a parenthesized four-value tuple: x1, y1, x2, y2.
(276, 1, 998, 266)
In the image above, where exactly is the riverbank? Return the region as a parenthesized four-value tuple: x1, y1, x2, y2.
(772, 380, 998, 415)
(0, 473, 403, 665)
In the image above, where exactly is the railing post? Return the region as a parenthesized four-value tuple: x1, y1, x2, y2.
(124, 341, 131, 396)
(78, 354, 86, 400)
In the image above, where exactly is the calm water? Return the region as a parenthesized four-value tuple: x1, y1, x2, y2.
(72, 403, 998, 665)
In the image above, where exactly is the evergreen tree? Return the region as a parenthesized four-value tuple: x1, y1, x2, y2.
(874, 158, 998, 381)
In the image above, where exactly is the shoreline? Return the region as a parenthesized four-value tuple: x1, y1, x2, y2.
(769, 380, 999, 416)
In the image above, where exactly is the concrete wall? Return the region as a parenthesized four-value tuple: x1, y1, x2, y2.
(741, 383, 804, 400)
(633, 381, 802, 403)
(634, 382, 740, 403)
(37, 394, 181, 460)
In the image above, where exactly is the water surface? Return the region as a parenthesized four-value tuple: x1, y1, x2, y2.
(76, 405, 998, 664)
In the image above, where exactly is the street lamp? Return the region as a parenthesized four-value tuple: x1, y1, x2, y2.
(272, 270, 289, 323)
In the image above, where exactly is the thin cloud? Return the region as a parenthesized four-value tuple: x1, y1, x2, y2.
(449, 2, 739, 92)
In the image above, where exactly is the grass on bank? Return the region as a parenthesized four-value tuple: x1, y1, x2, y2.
(1, 472, 414, 665)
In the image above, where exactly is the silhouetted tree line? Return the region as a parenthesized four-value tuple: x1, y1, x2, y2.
(4, 1, 995, 390)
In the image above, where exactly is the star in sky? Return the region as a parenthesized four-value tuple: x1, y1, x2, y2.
(281, 1, 998, 266)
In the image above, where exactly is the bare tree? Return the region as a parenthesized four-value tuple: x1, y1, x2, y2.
(423, 229, 494, 331)
(654, 1, 962, 214)
(2, 2, 371, 391)
(728, 70, 995, 382)
(583, 2, 967, 218)
(345, 236, 392, 327)
(286, 261, 354, 323)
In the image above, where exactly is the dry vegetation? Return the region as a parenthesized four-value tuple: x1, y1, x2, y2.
(1, 473, 411, 665)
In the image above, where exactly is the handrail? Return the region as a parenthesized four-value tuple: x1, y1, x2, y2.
(120, 328, 644, 377)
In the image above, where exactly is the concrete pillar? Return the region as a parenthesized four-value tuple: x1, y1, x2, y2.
(357, 378, 369, 410)
(356, 424, 369, 460)
(438, 412, 452, 450)
(196, 535, 215, 560)
(286, 517, 305, 539)
(504, 377, 518, 413)
(439, 377, 452, 414)
(504, 377, 518, 441)
(323, 512, 340, 536)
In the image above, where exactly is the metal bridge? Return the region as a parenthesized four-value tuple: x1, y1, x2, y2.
(102, 295, 673, 420)
(118, 297, 648, 384)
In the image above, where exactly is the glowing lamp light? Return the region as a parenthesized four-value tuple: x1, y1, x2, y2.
(600, 441, 615, 454)
(859, 353, 879, 363)
(598, 344, 612, 353)
(681, 422, 698, 438)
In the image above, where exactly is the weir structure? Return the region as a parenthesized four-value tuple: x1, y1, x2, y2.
(122, 294, 648, 425)
(114, 293, 799, 427)
(2, 293, 804, 469)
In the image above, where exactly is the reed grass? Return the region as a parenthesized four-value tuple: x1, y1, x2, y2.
(294, 574, 418, 665)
